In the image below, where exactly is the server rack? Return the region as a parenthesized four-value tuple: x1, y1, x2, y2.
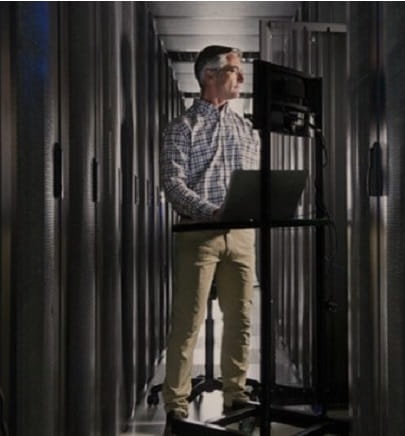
(380, 5, 405, 432)
(64, 3, 99, 435)
(134, 2, 183, 406)
(135, 2, 151, 401)
(98, 3, 123, 433)
(158, 44, 177, 354)
(158, 43, 168, 354)
(119, 2, 138, 422)
(147, 10, 160, 374)
(347, 7, 381, 431)
(0, 5, 15, 435)
(347, 3, 405, 435)
(0, 3, 183, 434)
(10, 4, 62, 435)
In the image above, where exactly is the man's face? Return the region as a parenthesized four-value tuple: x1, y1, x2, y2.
(213, 52, 244, 100)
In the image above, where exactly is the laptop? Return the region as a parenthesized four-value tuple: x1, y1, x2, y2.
(219, 169, 308, 222)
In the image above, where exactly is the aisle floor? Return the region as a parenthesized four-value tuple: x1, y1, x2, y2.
(124, 288, 344, 436)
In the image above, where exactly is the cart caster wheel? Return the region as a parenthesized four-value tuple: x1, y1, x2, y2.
(311, 404, 325, 416)
(147, 393, 159, 406)
(238, 416, 256, 435)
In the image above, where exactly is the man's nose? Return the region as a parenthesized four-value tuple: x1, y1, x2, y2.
(237, 71, 244, 83)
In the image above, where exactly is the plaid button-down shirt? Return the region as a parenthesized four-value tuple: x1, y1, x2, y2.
(161, 99, 260, 220)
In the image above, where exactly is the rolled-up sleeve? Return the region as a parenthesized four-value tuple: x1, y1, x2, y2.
(160, 122, 218, 220)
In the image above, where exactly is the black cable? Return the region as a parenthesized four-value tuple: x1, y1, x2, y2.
(310, 127, 339, 307)
(309, 123, 329, 168)
(319, 132, 329, 168)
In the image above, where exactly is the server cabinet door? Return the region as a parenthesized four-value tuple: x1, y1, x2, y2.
(162, 53, 174, 340)
(64, 4, 98, 435)
(167, 72, 174, 123)
(12, 3, 62, 435)
(173, 79, 179, 118)
(135, 2, 151, 401)
(0, 4, 14, 431)
(382, 4, 405, 432)
(119, 1, 138, 422)
(158, 45, 169, 353)
(347, 4, 384, 435)
(98, 3, 123, 434)
(148, 13, 161, 373)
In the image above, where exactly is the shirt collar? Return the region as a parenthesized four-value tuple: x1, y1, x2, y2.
(192, 98, 230, 117)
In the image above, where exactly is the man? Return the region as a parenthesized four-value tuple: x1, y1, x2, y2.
(160, 45, 260, 434)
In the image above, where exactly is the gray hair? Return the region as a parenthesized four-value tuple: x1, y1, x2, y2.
(194, 45, 242, 87)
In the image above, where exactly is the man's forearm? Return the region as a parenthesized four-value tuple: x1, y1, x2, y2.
(165, 182, 218, 220)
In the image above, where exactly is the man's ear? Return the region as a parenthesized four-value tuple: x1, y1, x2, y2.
(203, 69, 216, 84)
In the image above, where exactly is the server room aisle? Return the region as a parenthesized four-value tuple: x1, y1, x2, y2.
(125, 287, 304, 436)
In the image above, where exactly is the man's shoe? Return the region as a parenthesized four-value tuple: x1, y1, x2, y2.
(223, 401, 257, 435)
(223, 398, 251, 415)
(163, 410, 187, 436)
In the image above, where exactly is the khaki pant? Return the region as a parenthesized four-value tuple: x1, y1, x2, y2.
(162, 228, 255, 415)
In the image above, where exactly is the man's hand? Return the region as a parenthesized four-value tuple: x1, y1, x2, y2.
(212, 208, 222, 221)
